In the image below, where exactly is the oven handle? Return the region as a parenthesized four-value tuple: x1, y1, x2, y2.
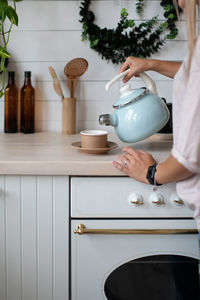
(74, 224, 198, 235)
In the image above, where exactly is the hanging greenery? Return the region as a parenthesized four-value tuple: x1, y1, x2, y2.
(79, 0, 181, 64)
(0, 0, 23, 97)
(136, 0, 144, 16)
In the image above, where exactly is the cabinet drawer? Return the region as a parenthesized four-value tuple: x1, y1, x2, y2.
(70, 177, 193, 218)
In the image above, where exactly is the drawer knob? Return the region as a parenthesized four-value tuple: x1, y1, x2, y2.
(174, 199, 184, 205)
(150, 193, 165, 206)
(170, 193, 184, 207)
(129, 193, 144, 206)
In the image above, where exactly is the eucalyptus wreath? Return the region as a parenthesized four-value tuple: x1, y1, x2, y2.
(79, 0, 181, 64)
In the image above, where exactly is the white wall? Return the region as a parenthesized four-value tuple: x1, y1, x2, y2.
(1, 0, 188, 133)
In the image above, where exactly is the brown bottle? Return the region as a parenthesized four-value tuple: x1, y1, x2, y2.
(4, 71, 18, 133)
(20, 71, 35, 133)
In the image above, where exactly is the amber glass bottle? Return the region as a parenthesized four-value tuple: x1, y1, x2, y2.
(20, 71, 35, 133)
(4, 71, 18, 133)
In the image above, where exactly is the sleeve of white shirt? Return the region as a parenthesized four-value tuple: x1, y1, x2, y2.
(172, 55, 200, 174)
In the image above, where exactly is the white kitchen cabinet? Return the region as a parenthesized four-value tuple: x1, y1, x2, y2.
(0, 176, 69, 300)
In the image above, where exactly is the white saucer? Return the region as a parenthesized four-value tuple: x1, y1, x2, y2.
(71, 141, 118, 154)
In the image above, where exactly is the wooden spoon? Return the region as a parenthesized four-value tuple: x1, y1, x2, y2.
(48, 66, 64, 100)
(64, 58, 88, 98)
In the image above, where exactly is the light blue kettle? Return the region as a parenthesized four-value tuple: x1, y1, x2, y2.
(99, 69, 170, 143)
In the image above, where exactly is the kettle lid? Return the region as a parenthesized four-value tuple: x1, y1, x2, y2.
(113, 86, 147, 109)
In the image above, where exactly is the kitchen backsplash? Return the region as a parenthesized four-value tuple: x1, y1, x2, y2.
(1, 0, 188, 133)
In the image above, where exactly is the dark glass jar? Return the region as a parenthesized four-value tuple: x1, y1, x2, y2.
(4, 71, 18, 133)
(20, 71, 35, 133)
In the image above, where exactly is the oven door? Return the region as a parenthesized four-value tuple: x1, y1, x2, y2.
(71, 219, 199, 300)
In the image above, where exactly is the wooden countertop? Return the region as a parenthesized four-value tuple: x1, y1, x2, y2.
(0, 132, 173, 175)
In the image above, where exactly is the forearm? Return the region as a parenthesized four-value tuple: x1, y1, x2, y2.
(120, 57, 182, 82)
(155, 154, 194, 184)
(148, 60, 182, 79)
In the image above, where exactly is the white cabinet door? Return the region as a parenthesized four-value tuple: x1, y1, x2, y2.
(0, 175, 69, 300)
(71, 219, 198, 300)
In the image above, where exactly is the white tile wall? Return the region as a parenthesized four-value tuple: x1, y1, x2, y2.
(1, 0, 188, 132)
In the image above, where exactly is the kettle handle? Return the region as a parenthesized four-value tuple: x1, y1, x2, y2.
(105, 69, 158, 95)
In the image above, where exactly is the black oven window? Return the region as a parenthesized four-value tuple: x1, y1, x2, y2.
(104, 255, 200, 300)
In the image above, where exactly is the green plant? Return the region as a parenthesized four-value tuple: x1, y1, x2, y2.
(0, 0, 23, 97)
(136, 0, 144, 16)
(79, 0, 181, 64)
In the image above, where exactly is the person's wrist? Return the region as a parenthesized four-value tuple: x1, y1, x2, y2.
(154, 163, 162, 185)
(148, 59, 158, 72)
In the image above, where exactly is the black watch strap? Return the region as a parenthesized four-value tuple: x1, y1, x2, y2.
(146, 163, 162, 186)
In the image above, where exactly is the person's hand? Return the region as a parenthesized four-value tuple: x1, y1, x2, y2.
(120, 56, 152, 83)
(112, 146, 156, 183)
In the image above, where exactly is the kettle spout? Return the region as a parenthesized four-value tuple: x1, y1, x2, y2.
(99, 114, 110, 126)
(99, 114, 118, 127)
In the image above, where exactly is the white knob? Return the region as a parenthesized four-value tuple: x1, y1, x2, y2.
(170, 193, 184, 207)
(128, 193, 144, 206)
(150, 193, 165, 206)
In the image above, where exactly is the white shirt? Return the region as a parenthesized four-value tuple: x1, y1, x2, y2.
(172, 36, 200, 229)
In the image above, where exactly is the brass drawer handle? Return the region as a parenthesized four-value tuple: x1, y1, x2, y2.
(74, 224, 198, 235)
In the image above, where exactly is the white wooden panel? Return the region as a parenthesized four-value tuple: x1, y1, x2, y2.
(35, 120, 62, 132)
(5, 176, 21, 300)
(17, 1, 81, 31)
(0, 176, 6, 300)
(77, 101, 112, 122)
(8, 31, 187, 63)
(4, 79, 172, 102)
(37, 176, 53, 300)
(34, 119, 113, 133)
(7, 60, 119, 82)
(0, 102, 4, 120)
(0, 175, 69, 299)
(8, 31, 90, 62)
(77, 120, 115, 133)
(31, 80, 174, 122)
(0, 121, 3, 132)
(14, 1, 186, 31)
(35, 101, 62, 121)
(100, 0, 186, 22)
(21, 176, 37, 300)
(35, 93, 173, 123)
(7, 61, 173, 82)
(77, 79, 173, 102)
(53, 176, 69, 300)
(31, 81, 119, 101)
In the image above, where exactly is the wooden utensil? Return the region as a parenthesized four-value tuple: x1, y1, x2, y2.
(48, 66, 64, 100)
(64, 58, 88, 98)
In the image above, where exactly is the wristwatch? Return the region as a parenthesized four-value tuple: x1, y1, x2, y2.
(146, 163, 162, 186)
